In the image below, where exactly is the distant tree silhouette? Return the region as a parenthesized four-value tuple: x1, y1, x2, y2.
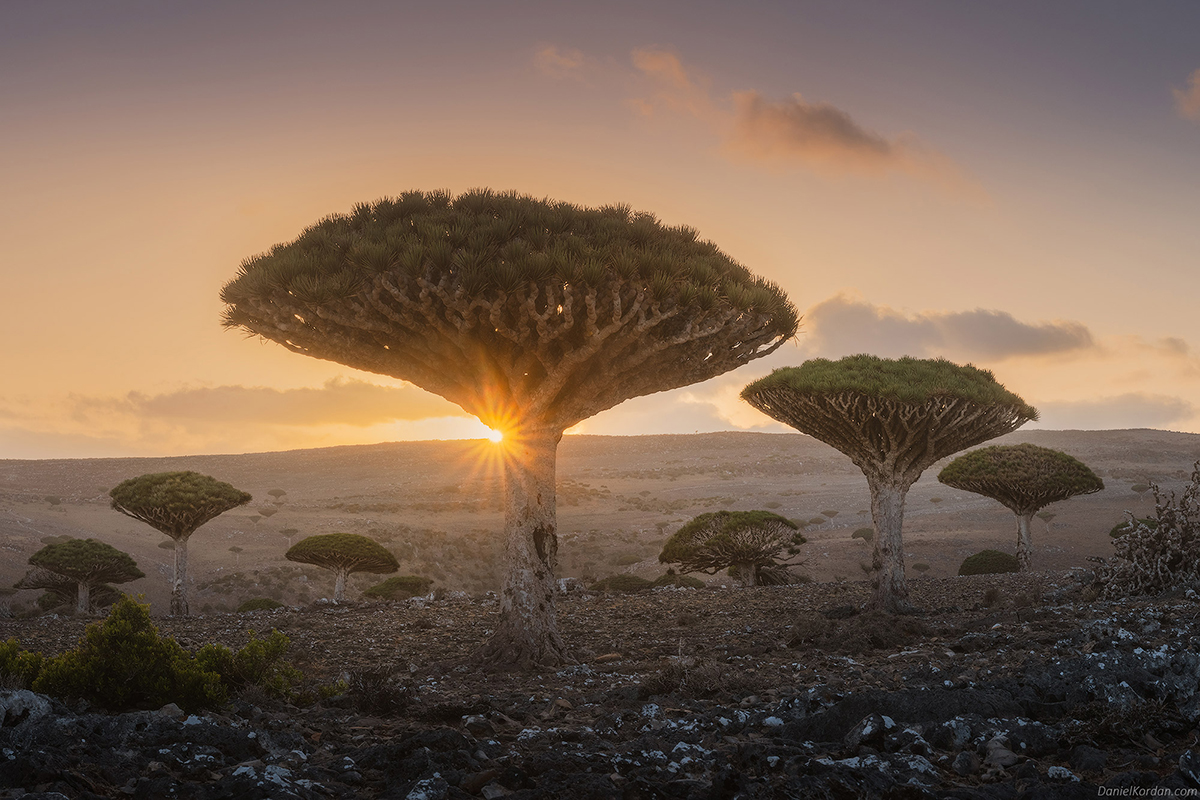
(221, 189, 798, 666)
(286, 533, 399, 602)
(939, 444, 1102, 571)
(109, 472, 251, 616)
(659, 511, 804, 587)
(742, 356, 1035, 612)
(16, 539, 143, 614)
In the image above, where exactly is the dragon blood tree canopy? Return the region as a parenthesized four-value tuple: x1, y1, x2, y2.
(741, 355, 1037, 611)
(219, 189, 798, 434)
(939, 443, 1103, 571)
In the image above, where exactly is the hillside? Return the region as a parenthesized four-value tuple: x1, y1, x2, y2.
(2, 429, 1198, 613)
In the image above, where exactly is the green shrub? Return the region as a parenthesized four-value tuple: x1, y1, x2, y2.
(614, 553, 642, 566)
(589, 574, 653, 593)
(237, 598, 285, 613)
(364, 575, 433, 600)
(911, 562, 930, 573)
(32, 596, 225, 712)
(0, 639, 44, 688)
(195, 629, 300, 700)
(851, 528, 874, 543)
(958, 549, 1020, 576)
(651, 572, 705, 589)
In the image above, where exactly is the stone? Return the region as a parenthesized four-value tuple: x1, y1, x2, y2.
(1180, 750, 1200, 787)
(0, 690, 51, 727)
(985, 738, 1020, 768)
(1069, 744, 1108, 773)
(952, 750, 981, 776)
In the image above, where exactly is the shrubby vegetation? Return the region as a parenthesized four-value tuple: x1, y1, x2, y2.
(1092, 462, 1200, 598)
(0, 596, 300, 712)
(237, 598, 285, 613)
(590, 574, 653, 593)
(659, 511, 804, 587)
(958, 549, 1020, 576)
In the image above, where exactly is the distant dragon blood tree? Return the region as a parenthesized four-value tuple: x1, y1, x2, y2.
(938, 444, 1103, 571)
(109, 472, 252, 616)
(220, 189, 797, 666)
(17, 538, 144, 614)
(285, 533, 399, 602)
(659, 511, 804, 587)
(741, 355, 1036, 613)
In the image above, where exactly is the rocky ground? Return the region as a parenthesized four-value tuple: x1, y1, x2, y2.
(4, 572, 1200, 799)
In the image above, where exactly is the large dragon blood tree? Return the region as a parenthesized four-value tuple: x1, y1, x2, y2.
(16, 538, 144, 614)
(938, 443, 1103, 572)
(110, 472, 252, 616)
(741, 355, 1036, 612)
(220, 189, 798, 666)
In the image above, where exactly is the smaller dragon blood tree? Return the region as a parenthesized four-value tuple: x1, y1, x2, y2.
(17, 538, 143, 614)
(110, 472, 252, 616)
(742, 355, 1036, 613)
(939, 443, 1103, 571)
(659, 511, 804, 587)
(285, 533, 399, 602)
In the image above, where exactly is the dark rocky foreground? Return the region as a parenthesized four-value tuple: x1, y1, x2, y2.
(4, 573, 1200, 799)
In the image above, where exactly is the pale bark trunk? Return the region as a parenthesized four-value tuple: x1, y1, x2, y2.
(171, 535, 190, 616)
(334, 568, 348, 602)
(867, 479, 914, 613)
(478, 428, 568, 668)
(737, 563, 758, 587)
(76, 582, 90, 615)
(1016, 512, 1035, 572)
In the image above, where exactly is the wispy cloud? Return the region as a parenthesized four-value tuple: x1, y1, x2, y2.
(626, 47, 966, 185)
(801, 294, 1095, 361)
(1173, 68, 1200, 121)
(534, 45, 587, 79)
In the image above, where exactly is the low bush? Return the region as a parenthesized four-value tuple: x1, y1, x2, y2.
(851, 528, 874, 543)
(1109, 518, 1157, 538)
(237, 598, 285, 613)
(364, 575, 433, 600)
(32, 596, 225, 712)
(958, 549, 1020, 576)
(0, 639, 44, 689)
(195, 630, 300, 700)
(589, 574, 653, 593)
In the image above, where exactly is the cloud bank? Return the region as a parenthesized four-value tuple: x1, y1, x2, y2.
(1035, 394, 1196, 431)
(1174, 68, 1200, 121)
(801, 295, 1095, 361)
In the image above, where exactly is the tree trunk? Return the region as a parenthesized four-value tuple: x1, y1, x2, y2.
(76, 582, 90, 615)
(1016, 511, 1035, 572)
(477, 428, 568, 668)
(171, 535, 190, 616)
(867, 479, 914, 613)
(737, 563, 758, 587)
(334, 568, 348, 602)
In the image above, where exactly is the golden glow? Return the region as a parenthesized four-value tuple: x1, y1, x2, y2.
(486, 427, 504, 443)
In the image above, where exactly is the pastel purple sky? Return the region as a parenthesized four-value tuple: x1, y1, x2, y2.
(2, 1, 1199, 458)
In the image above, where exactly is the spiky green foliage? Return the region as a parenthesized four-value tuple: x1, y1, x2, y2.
(743, 355, 1037, 413)
(742, 356, 1036, 610)
(364, 575, 434, 600)
(958, 549, 1020, 576)
(220, 189, 797, 432)
(32, 596, 226, 712)
(659, 510, 804, 587)
(109, 472, 252, 539)
(23, 538, 143, 594)
(286, 533, 399, 573)
(286, 533, 399, 601)
(938, 444, 1103, 514)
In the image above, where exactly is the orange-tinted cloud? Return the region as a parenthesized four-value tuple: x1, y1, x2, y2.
(1036, 393, 1195, 430)
(535, 45, 587, 79)
(802, 295, 1095, 361)
(629, 48, 961, 182)
(1173, 68, 1200, 120)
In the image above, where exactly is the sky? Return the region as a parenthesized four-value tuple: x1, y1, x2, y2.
(2, 0, 1199, 459)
